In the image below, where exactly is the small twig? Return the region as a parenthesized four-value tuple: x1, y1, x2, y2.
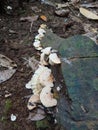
(30, 22, 33, 33)
(67, 3, 77, 16)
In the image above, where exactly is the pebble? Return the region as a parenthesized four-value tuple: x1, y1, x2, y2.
(10, 114, 17, 121)
(57, 86, 61, 91)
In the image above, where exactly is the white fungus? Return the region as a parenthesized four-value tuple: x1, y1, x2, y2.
(26, 24, 60, 110)
(7, 6, 12, 10)
(27, 95, 40, 110)
(57, 86, 61, 91)
(40, 24, 47, 29)
(38, 28, 46, 35)
(49, 53, 61, 65)
(40, 53, 48, 65)
(41, 47, 52, 55)
(35, 47, 43, 51)
(40, 86, 57, 107)
(33, 41, 41, 48)
(35, 34, 44, 40)
(26, 65, 54, 95)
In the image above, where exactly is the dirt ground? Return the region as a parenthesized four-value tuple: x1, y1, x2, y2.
(0, 1, 98, 130)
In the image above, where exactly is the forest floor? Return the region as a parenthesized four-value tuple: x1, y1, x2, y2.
(0, 0, 98, 130)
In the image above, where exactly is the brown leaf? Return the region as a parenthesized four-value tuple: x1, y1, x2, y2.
(40, 15, 47, 22)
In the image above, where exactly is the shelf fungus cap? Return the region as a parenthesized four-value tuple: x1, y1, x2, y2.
(41, 47, 52, 55)
(35, 34, 44, 40)
(49, 53, 61, 65)
(40, 52, 48, 65)
(27, 65, 53, 95)
(33, 41, 41, 48)
(38, 28, 46, 35)
(40, 86, 57, 107)
(35, 47, 43, 51)
(27, 95, 40, 110)
(40, 24, 47, 29)
(39, 70, 54, 88)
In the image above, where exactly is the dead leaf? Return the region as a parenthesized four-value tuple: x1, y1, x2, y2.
(0, 54, 17, 83)
(20, 15, 39, 33)
(80, 7, 98, 20)
(82, 24, 98, 44)
(0, 54, 17, 69)
(81, 2, 98, 8)
(83, 33, 98, 45)
(55, 9, 70, 17)
(27, 108, 46, 121)
(0, 69, 16, 83)
(71, 0, 79, 4)
(31, 6, 41, 13)
(20, 15, 39, 23)
(23, 56, 39, 72)
(56, 3, 69, 9)
(40, 15, 47, 22)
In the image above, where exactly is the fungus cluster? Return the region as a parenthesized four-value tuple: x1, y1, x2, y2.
(26, 24, 61, 111)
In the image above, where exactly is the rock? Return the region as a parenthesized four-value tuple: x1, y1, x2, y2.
(41, 30, 98, 130)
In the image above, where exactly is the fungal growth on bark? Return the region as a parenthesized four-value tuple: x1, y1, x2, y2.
(26, 24, 62, 122)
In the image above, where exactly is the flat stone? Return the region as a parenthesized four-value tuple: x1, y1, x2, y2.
(41, 30, 98, 130)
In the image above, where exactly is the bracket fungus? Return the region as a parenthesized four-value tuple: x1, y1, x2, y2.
(35, 34, 44, 41)
(49, 53, 61, 65)
(39, 70, 54, 88)
(41, 47, 52, 55)
(27, 95, 40, 110)
(25, 24, 60, 122)
(26, 65, 54, 95)
(40, 24, 47, 29)
(38, 28, 46, 35)
(40, 52, 48, 65)
(40, 86, 57, 107)
(33, 24, 47, 51)
(40, 47, 52, 65)
(33, 40, 43, 50)
(33, 41, 41, 48)
(36, 47, 43, 51)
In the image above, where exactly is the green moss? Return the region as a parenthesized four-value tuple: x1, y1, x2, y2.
(1, 99, 12, 122)
(36, 119, 49, 129)
(4, 99, 12, 114)
(13, 123, 19, 129)
(0, 116, 6, 122)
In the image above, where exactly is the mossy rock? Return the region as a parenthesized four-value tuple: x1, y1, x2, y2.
(41, 30, 98, 130)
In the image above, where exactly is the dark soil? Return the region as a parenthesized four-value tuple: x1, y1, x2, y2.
(0, 1, 97, 130)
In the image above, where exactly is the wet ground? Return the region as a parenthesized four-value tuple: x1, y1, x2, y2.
(0, 0, 98, 130)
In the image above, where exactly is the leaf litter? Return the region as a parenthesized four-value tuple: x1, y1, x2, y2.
(0, 54, 17, 83)
(0, 1, 98, 129)
(80, 7, 98, 20)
